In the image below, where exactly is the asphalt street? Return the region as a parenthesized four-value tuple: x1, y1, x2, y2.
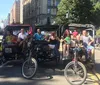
(0, 49, 100, 85)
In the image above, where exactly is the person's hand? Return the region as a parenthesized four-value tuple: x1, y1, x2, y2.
(48, 40, 50, 42)
(50, 36, 55, 40)
(60, 39, 64, 43)
(88, 42, 91, 46)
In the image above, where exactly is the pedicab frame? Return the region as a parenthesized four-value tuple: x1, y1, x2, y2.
(4, 24, 32, 32)
(21, 23, 96, 81)
(68, 23, 95, 63)
(62, 24, 96, 85)
(35, 23, 96, 64)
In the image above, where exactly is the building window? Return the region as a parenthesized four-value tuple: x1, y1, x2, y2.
(48, 8, 51, 14)
(48, 0, 51, 6)
(56, 0, 60, 6)
(53, 0, 56, 6)
(51, 8, 56, 15)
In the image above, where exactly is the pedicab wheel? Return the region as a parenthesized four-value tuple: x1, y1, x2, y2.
(64, 61, 87, 85)
(22, 58, 37, 79)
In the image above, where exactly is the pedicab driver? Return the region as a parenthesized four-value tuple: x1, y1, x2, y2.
(80, 30, 94, 61)
(33, 29, 44, 40)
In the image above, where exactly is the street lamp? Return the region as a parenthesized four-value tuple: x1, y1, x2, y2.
(66, 10, 69, 19)
(52, 21, 55, 25)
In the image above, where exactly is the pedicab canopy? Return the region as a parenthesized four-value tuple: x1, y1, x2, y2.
(35, 24, 59, 32)
(68, 23, 95, 30)
(5, 24, 32, 31)
(4, 24, 33, 35)
(35, 24, 95, 38)
(68, 23, 95, 38)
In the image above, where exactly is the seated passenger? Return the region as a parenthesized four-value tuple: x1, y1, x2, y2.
(33, 29, 44, 40)
(49, 32, 60, 48)
(80, 30, 94, 61)
(62, 29, 71, 60)
(5, 31, 13, 44)
(12, 35, 17, 44)
(18, 28, 27, 40)
(49, 32, 60, 57)
(71, 30, 80, 47)
(72, 28, 78, 39)
(17, 29, 27, 52)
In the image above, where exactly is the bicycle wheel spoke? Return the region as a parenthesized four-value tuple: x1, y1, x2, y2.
(64, 61, 87, 85)
(22, 58, 37, 79)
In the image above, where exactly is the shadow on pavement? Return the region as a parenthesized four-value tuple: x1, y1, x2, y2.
(0, 60, 69, 85)
(2, 59, 100, 85)
(93, 62, 100, 85)
(85, 61, 100, 85)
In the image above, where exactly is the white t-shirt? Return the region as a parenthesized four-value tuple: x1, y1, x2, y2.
(18, 33, 27, 40)
(80, 35, 92, 45)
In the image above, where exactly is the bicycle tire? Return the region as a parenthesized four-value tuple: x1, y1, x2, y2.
(22, 58, 37, 79)
(64, 61, 87, 85)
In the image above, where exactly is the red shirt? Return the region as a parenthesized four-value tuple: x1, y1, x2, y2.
(72, 31, 78, 37)
(12, 36, 17, 43)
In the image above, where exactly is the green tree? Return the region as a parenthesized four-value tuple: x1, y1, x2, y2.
(55, 0, 75, 24)
(96, 28, 100, 36)
(73, 0, 93, 23)
(91, 1, 100, 27)
(55, 0, 94, 24)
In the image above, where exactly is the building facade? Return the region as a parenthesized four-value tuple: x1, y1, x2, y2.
(20, 0, 23, 24)
(8, 13, 10, 25)
(6, 13, 10, 25)
(23, 0, 60, 25)
(10, 0, 20, 24)
(23, 0, 31, 24)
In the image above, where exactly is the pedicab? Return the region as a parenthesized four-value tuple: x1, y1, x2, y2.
(0, 24, 33, 67)
(21, 24, 95, 85)
(64, 24, 95, 85)
(21, 24, 61, 78)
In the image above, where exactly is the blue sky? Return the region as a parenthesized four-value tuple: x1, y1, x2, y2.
(0, 0, 14, 20)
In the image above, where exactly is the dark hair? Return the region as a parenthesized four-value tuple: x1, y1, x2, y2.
(51, 32, 56, 36)
(63, 29, 70, 38)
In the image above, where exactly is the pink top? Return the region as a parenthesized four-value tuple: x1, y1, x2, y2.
(72, 31, 78, 37)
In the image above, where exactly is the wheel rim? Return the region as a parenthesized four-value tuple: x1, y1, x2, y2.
(64, 62, 86, 85)
(22, 58, 37, 78)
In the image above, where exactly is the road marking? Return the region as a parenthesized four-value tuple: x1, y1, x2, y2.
(87, 73, 100, 85)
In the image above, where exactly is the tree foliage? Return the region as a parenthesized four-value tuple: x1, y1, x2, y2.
(73, 0, 93, 23)
(91, 1, 100, 27)
(96, 28, 100, 36)
(55, 0, 100, 27)
(55, 0, 75, 24)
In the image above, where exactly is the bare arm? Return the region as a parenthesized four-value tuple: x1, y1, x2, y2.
(49, 36, 55, 40)
(88, 36, 94, 45)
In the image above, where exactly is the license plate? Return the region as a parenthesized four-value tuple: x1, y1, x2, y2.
(5, 48, 12, 53)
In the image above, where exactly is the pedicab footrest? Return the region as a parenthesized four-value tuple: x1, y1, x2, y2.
(4, 44, 17, 53)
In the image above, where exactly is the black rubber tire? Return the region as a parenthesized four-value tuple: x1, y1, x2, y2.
(22, 58, 37, 79)
(64, 61, 87, 85)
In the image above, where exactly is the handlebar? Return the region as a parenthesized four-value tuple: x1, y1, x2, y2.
(32, 40, 49, 45)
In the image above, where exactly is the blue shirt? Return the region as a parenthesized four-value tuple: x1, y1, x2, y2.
(33, 33, 44, 40)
